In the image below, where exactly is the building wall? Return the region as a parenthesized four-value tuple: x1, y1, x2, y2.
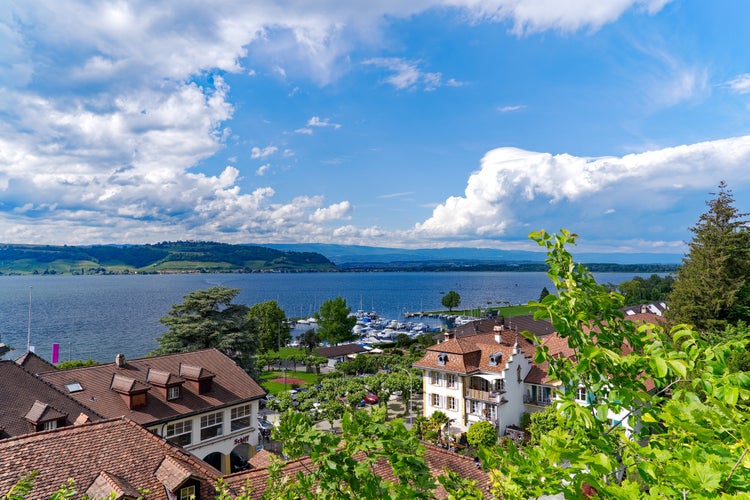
(148, 400, 260, 474)
(495, 348, 532, 434)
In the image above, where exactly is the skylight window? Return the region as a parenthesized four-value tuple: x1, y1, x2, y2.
(65, 382, 83, 393)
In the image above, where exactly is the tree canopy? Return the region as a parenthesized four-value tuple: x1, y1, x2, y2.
(483, 229, 750, 499)
(313, 296, 357, 345)
(247, 300, 290, 352)
(441, 290, 461, 311)
(667, 181, 750, 333)
(151, 286, 257, 371)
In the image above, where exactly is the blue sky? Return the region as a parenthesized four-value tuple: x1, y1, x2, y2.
(1, 1, 750, 256)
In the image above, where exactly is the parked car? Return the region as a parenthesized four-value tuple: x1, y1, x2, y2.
(363, 392, 378, 405)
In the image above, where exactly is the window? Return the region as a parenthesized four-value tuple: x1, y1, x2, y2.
(168, 386, 181, 401)
(65, 382, 83, 393)
(166, 420, 192, 447)
(231, 404, 252, 431)
(494, 379, 505, 392)
(575, 387, 587, 402)
(431, 371, 442, 386)
(446, 374, 457, 388)
(431, 393, 441, 407)
(200, 412, 223, 441)
(487, 405, 497, 420)
(42, 420, 58, 431)
(179, 484, 196, 500)
(470, 400, 479, 414)
(448, 396, 457, 411)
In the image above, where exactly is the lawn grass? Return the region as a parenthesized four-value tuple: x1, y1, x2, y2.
(259, 369, 320, 394)
(426, 303, 537, 318)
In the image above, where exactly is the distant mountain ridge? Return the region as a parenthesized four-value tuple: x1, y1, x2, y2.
(264, 243, 683, 267)
(0, 241, 335, 275)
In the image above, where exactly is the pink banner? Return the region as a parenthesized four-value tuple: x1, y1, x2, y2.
(52, 343, 60, 364)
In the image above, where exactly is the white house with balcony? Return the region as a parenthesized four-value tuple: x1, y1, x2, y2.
(414, 326, 536, 435)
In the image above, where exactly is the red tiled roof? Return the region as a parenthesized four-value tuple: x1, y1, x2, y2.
(0, 417, 221, 500)
(415, 331, 534, 373)
(38, 349, 265, 426)
(14, 350, 57, 374)
(224, 443, 489, 499)
(0, 361, 102, 439)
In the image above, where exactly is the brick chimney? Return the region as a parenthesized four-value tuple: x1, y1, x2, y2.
(493, 325, 503, 344)
(115, 353, 125, 368)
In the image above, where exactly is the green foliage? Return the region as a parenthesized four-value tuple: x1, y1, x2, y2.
(538, 286, 550, 302)
(273, 406, 442, 499)
(335, 353, 378, 375)
(441, 290, 461, 311)
(247, 300, 290, 353)
(526, 405, 562, 445)
(616, 274, 675, 305)
(55, 359, 100, 370)
(486, 228, 750, 499)
(151, 286, 257, 372)
(298, 328, 320, 352)
(466, 420, 497, 449)
(667, 181, 750, 333)
(314, 296, 357, 345)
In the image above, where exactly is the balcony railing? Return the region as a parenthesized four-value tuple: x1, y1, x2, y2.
(523, 394, 553, 406)
(465, 388, 506, 403)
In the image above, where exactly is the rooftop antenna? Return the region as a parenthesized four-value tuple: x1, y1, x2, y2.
(26, 286, 32, 352)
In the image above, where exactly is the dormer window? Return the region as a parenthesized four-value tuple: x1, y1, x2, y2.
(179, 364, 216, 394)
(147, 368, 184, 401)
(110, 374, 150, 409)
(489, 352, 503, 366)
(24, 400, 67, 432)
(168, 386, 181, 400)
(437, 353, 448, 366)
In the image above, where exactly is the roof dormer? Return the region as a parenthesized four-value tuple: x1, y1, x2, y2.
(179, 363, 215, 395)
(24, 400, 67, 432)
(489, 352, 503, 367)
(110, 374, 150, 409)
(147, 368, 185, 401)
(437, 353, 448, 366)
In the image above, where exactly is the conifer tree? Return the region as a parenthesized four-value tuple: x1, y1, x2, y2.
(667, 181, 750, 333)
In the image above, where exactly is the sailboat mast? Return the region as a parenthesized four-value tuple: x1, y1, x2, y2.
(26, 286, 32, 352)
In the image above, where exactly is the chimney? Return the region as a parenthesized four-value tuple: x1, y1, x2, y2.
(493, 325, 503, 344)
(640, 304, 647, 314)
(443, 330, 454, 342)
(115, 353, 125, 368)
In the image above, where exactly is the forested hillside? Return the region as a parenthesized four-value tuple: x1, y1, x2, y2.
(0, 241, 335, 275)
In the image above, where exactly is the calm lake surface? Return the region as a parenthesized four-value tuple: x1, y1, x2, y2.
(0, 271, 648, 363)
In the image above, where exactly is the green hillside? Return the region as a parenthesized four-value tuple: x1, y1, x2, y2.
(0, 242, 336, 275)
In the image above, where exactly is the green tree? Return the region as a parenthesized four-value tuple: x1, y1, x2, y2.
(526, 405, 562, 445)
(314, 297, 357, 345)
(482, 229, 750, 499)
(667, 181, 750, 333)
(617, 274, 674, 305)
(538, 286, 550, 302)
(298, 328, 320, 352)
(441, 290, 461, 312)
(466, 420, 497, 449)
(151, 286, 257, 371)
(247, 300, 290, 353)
(55, 359, 99, 370)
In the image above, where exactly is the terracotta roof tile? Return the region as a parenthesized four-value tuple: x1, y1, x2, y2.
(0, 360, 102, 438)
(0, 417, 221, 500)
(23, 400, 67, 424)
(14, 351, 57, 374)
(225, 442, 490, 499)
(85, 470, 140, 499)
(39, 349, 265, 426)
(147, 369, 184, 387)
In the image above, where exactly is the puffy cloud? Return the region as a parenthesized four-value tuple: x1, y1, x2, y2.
(251, 145, 278, 159)
(363, 57, 450, 91)
(256, 164, 271, 176)
(413, 136, 750, 241)
(309, 201, 352, 223)
(0, 0, 674, 245)
(726, 73, 750, 94)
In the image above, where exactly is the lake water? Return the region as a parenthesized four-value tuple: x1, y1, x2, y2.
(0, 271, 649, 363)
